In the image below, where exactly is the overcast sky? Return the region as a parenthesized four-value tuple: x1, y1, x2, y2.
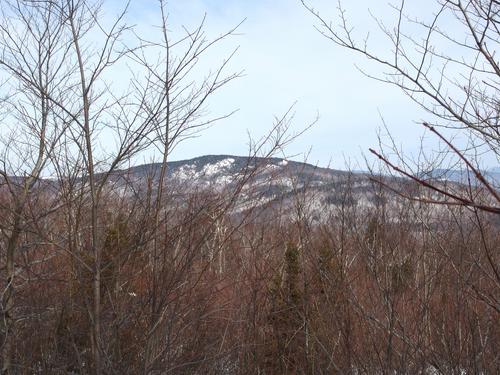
(103, 0, 490, 170)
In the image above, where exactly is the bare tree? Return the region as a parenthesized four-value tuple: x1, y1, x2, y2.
(0, 0, 245, 372)
(0, 1, 73, 371)
(302, 0, 499, 214)
(302, 0, 499, 295)
(301, 0, 500, 371)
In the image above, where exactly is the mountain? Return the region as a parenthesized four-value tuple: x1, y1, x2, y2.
(5, 154, 497, 223)
(101, 155, 500, 223)
(101, 155, 404, 222)
(121, 154, 354, 189)
(421, 167, 500, 186)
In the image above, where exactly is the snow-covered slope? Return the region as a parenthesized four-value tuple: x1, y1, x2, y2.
(123, 156, 496, 222)
(104, 155, 398, 221)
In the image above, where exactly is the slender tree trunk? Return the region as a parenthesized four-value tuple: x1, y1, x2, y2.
(69, 11, 101, 374)
(2, 253, 14, 374)
(1, 219, 21, 374)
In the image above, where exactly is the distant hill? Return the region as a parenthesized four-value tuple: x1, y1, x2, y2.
(99, 155, 426, 222)
(420, 168, 500, 186)
(6, 155, 496, 222)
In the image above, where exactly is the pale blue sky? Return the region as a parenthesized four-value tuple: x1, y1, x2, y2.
(102, 0, 495, 170)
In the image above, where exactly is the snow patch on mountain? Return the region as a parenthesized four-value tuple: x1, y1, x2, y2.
(173, 164, 197, 180)
(202, 158, 235, 176)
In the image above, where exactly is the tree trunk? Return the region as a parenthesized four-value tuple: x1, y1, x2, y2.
(2, 214, 22, 374)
